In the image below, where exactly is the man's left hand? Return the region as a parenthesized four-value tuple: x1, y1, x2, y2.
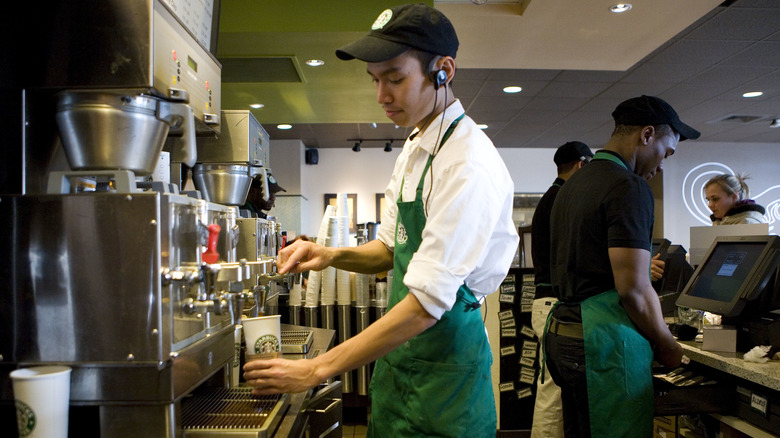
(651, 253, 665, 282)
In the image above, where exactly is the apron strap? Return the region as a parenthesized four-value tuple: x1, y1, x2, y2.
(591, 150, 628, 170)
(399, 113, 466, 203)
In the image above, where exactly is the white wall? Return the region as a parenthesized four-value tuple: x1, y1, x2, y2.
(269, 144, 402, 236)
(267, 144, 581, 236)
(498, 148, 562, 194)
(662, 141, 780, 250)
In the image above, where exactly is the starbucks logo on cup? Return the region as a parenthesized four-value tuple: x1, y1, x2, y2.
(15, 400, 36, 437)
(254, 334, 280, 354)
(233, 342, 241, 367)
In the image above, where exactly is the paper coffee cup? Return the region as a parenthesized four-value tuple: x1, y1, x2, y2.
(10, 366, 72, 438)
(243, 315, 282, 360)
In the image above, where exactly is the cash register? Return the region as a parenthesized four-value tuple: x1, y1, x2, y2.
(651, 238, 694, 317)
(676, 234, 780, 351)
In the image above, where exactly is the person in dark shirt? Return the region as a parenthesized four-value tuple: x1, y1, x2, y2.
(545, 95, 699, 437)
(242, 173, 286, 219)
(530, 141, 592, 438)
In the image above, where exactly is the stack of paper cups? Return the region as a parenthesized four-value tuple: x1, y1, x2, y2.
(305, 270, 321, 307)
(336, 216, 350, 246)
(320, 266, 337, 306)
(336, 269, 351, 305)
(306, 204, 336, 308)
(336, 193, 349, 218)
(289, 274, 303, 307)
(316, 205, 336, 245)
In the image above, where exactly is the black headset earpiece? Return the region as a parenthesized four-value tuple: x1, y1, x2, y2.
(431, 69, 447, 90)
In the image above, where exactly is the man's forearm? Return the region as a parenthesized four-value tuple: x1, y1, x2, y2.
(310, 293, 436, 381)
(329, 239, 393, 274)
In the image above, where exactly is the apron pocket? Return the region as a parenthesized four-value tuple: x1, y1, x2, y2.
(623, 339, 653, 398)
(407, 358, 493, 437)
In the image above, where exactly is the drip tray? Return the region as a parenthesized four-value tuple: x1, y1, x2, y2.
(281, 329, 314, 354)
(182, 387, 289, 437)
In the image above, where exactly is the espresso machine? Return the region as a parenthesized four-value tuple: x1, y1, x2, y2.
(192, 110, 289, 315)
(0, 1, 290, 437)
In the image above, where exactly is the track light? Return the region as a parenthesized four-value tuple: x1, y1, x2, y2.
(771, 118, 780, 128)
(352, 141, 361, 152)
(384, 142, 393, 152)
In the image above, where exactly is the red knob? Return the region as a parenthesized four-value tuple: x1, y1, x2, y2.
(202, 224, 221, 264)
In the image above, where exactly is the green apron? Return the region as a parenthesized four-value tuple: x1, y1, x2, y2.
(368, 115, 496, 438)
(545, 150, 654, 437)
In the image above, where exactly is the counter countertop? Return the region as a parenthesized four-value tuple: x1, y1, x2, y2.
(679, 340, 780, 391)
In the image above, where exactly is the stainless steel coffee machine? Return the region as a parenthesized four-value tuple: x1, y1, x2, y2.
(0, 1, 288, 437)
(193, 110, 288, 316)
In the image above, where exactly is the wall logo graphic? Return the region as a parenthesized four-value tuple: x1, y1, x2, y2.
(681, 162, 779, 232)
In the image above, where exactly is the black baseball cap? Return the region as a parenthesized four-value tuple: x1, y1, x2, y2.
(611, 95, 701, 141)
(336, 3, 459, 62)
(553, 141, 593, 166)
(251, 173, 286, 193)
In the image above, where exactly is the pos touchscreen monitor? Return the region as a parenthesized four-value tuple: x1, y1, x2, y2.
(676, 235, 780, 318)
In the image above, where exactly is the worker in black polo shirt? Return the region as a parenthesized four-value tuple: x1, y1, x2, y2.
(545, 95, 699, 437)
(530, 141, 592, 438)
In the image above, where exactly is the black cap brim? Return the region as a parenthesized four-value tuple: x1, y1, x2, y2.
(670, 120, 701, 141)
(336, 35, 411, 62)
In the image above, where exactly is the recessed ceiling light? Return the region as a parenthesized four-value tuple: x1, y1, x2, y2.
(305, 59, 325, 67)
(742, 91, 763, 98)
(610, 4, 632, 13)
(477, 124, 488, 130)
(503, 86, 522, 94)
(277, 124, 293, 130)
(250, 103, 264, 109)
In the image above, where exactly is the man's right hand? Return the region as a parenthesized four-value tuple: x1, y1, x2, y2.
(655, 338, 684, 368)
(277, 240, 332, 274)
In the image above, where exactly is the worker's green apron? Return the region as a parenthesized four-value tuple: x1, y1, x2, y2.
(546, 150, 655, 437)
(368, 115, 495, 438)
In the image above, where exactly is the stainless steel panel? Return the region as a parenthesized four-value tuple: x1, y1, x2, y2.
(153, 0, 221, 125)
(31, 0, 220, 126)
(0, 193, 165, 363)
(197, 110, 269, 165)
(237, 218, 274, 261)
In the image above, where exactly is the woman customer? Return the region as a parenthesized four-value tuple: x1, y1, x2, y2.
(704, 173, 766, 225)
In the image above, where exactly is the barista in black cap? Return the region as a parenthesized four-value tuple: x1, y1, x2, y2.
(244, 4, 518, 437)
(530, 141, 592, 438)
(545, 95, 699, 437)
(242, 173, 285, 219)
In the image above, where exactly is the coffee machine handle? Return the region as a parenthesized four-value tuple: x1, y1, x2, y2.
(168, 103, 197, 167)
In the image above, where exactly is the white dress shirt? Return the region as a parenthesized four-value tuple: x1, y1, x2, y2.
(377, 99, 519, 319)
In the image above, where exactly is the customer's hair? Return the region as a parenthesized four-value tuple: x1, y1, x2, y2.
(704, 173, 750, 201)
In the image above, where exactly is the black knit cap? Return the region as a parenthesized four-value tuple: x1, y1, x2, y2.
(336, 3, 459, 62)
(553, 141, 593, 166)
(611, 95, 701, 141)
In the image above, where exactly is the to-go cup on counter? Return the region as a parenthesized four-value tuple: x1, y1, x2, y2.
(243, 315, 282, 361)
(10, 365, 72, 438)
